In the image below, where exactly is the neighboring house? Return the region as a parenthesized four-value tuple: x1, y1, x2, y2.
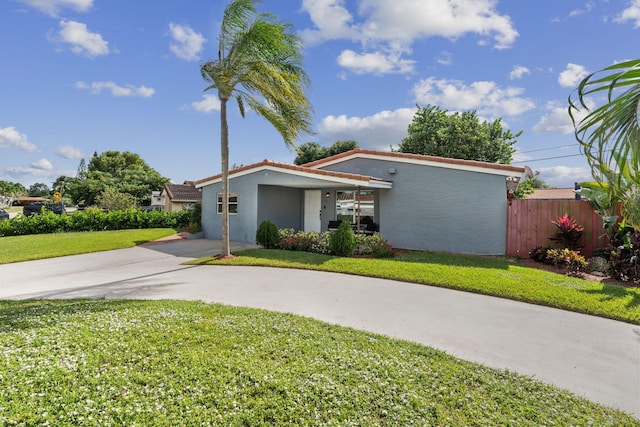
(160, 182, 202, 212)
(195, 149, 525, 255)
(150, 191, 164, 209)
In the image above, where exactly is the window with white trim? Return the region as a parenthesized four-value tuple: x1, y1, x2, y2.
(217, 192, 238, 214)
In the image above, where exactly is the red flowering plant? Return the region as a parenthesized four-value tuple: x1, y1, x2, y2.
(550, 214, 584, 250)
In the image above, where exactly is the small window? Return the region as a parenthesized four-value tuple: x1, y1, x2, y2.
(217, 193, 238, 214)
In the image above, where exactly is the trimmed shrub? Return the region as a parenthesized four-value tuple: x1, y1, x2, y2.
(0, 209, 191, 238)
(329, 221, 356, 257)
(256, 220, 280, 249)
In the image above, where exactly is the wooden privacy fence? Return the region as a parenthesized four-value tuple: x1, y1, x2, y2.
(506, 199, 608, 259)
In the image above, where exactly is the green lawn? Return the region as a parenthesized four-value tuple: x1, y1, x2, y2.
(0, 299, 636, 426)
(189, 249, 640, 325)
(0, 229, 176, 263)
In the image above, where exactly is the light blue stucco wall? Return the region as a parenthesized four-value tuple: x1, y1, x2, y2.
(319, 158, 509, 255)
(200, 169, 345, 244)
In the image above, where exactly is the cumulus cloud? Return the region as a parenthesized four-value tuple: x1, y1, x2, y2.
(411, 77, 535, 118)
(75, 81, 155, 97)
(302, 0, 517, 48)
(538, 165, 592, 187)
(509, 65, 530, 80)
(317, 108, 416, 150)
(0, 127, 37, 152)
(558, 63, 589, 88)
(19, 0, 92, 17)
(56, 145, 84, 159)
(300, 0, 517, 76)
(337, 49, 415, 75)
(189, 94, 221, 113)
(531, 100, 595, 135)
(54, 20, 109, 57)
(31, 158, 53, 171)
(615, 0, 640, 27)
(168, 23, 206, 61)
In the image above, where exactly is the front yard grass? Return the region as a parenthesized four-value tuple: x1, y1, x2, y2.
(0, 299, 636, 426)
(189, 249, 640, 325)
(0, 229, 176, 264)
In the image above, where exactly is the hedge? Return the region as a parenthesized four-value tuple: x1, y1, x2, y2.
(0, 209, 192, 237)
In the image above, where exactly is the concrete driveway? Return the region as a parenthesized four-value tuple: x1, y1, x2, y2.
(0, 238, 638, 417)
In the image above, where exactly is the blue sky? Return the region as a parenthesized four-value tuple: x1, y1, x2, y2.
(1, 0, 639, 189)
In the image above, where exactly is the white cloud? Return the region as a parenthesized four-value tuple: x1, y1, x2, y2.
(317, 108, 416, 150)
(412, 77, 535, 118)
(55, 20, 109, 57)
(168, 23, 206, 61)
(538, 165, 592, 187)
(302, 0, 518, 48)
(299, 0, 359, 45)
(19, 0, 92, 16)
(531, 100, 594, 135)
(75, 81, 155, 97)
(190, 94, 221, 113)
(300, 0, 517, 76)
(615, 0, 640, 27)
(509, 65, 530, 80)
(0, 127, 37, 152)
(569, 1, 596, 17)
(558, 63, 589, 88)
(436, 51, 452, 66)
(337, 49, 415, 75)
(56, 145, 84, 159)
(31, 158, 53, 171)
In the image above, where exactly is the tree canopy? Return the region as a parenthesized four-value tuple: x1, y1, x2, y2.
(396, 105, 520, 164)
(294, 140, 358, 165)
(66, 151, 169, 206)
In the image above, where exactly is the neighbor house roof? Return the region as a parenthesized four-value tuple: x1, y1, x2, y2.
(194, 159, 393, 189)
(302, 149, 525, 177)
(526, 188, 578, 200)
(161, 183, 202, 203)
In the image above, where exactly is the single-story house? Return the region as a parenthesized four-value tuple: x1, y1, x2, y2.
(160, 182, 202, 212)
(195, 149, 525, 255)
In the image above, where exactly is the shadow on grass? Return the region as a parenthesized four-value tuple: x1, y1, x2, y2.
(0, 299, 143, 333)
(579, 284, 640, 309)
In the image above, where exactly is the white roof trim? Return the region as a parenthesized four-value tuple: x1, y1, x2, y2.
(195, 164, 392, 189)
(308, 152, 523, 177)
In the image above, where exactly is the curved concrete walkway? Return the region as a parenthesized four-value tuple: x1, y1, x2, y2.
(0, 238, 638, 417)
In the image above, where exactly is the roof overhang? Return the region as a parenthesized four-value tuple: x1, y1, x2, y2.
(195, 163, 392, 190)
(304, 150, 525, 178)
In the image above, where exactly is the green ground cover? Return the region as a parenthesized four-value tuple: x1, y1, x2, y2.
(0, 299, 636, 426)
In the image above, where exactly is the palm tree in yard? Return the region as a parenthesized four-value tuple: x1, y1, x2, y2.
(569, 59, 640, 228)
(200, 0, 313, 258)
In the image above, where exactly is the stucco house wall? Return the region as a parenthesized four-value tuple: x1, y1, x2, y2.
(200, 169, 351, 243)
(316, 157, 509, 254)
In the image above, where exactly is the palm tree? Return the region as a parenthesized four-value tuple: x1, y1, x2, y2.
(569, 59, 640, 228)
(200, 0, 313, 257)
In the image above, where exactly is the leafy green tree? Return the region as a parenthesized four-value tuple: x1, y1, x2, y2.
(396, 105, 519, 164)
(65, 151, 169, 206)
(570, 59, 640, 228)
(294, 140, 358, 165)
(0, 180, 27, 206)
(510, 177, 549, 200)
(96, 188, 138, 211)
(28, 182, 50, 197)
(200, 0, 313, 257)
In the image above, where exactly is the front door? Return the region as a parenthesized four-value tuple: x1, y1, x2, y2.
(304, 190, 321, 232)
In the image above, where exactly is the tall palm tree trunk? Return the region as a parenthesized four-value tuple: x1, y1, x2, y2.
(220, 96, 230, 257)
